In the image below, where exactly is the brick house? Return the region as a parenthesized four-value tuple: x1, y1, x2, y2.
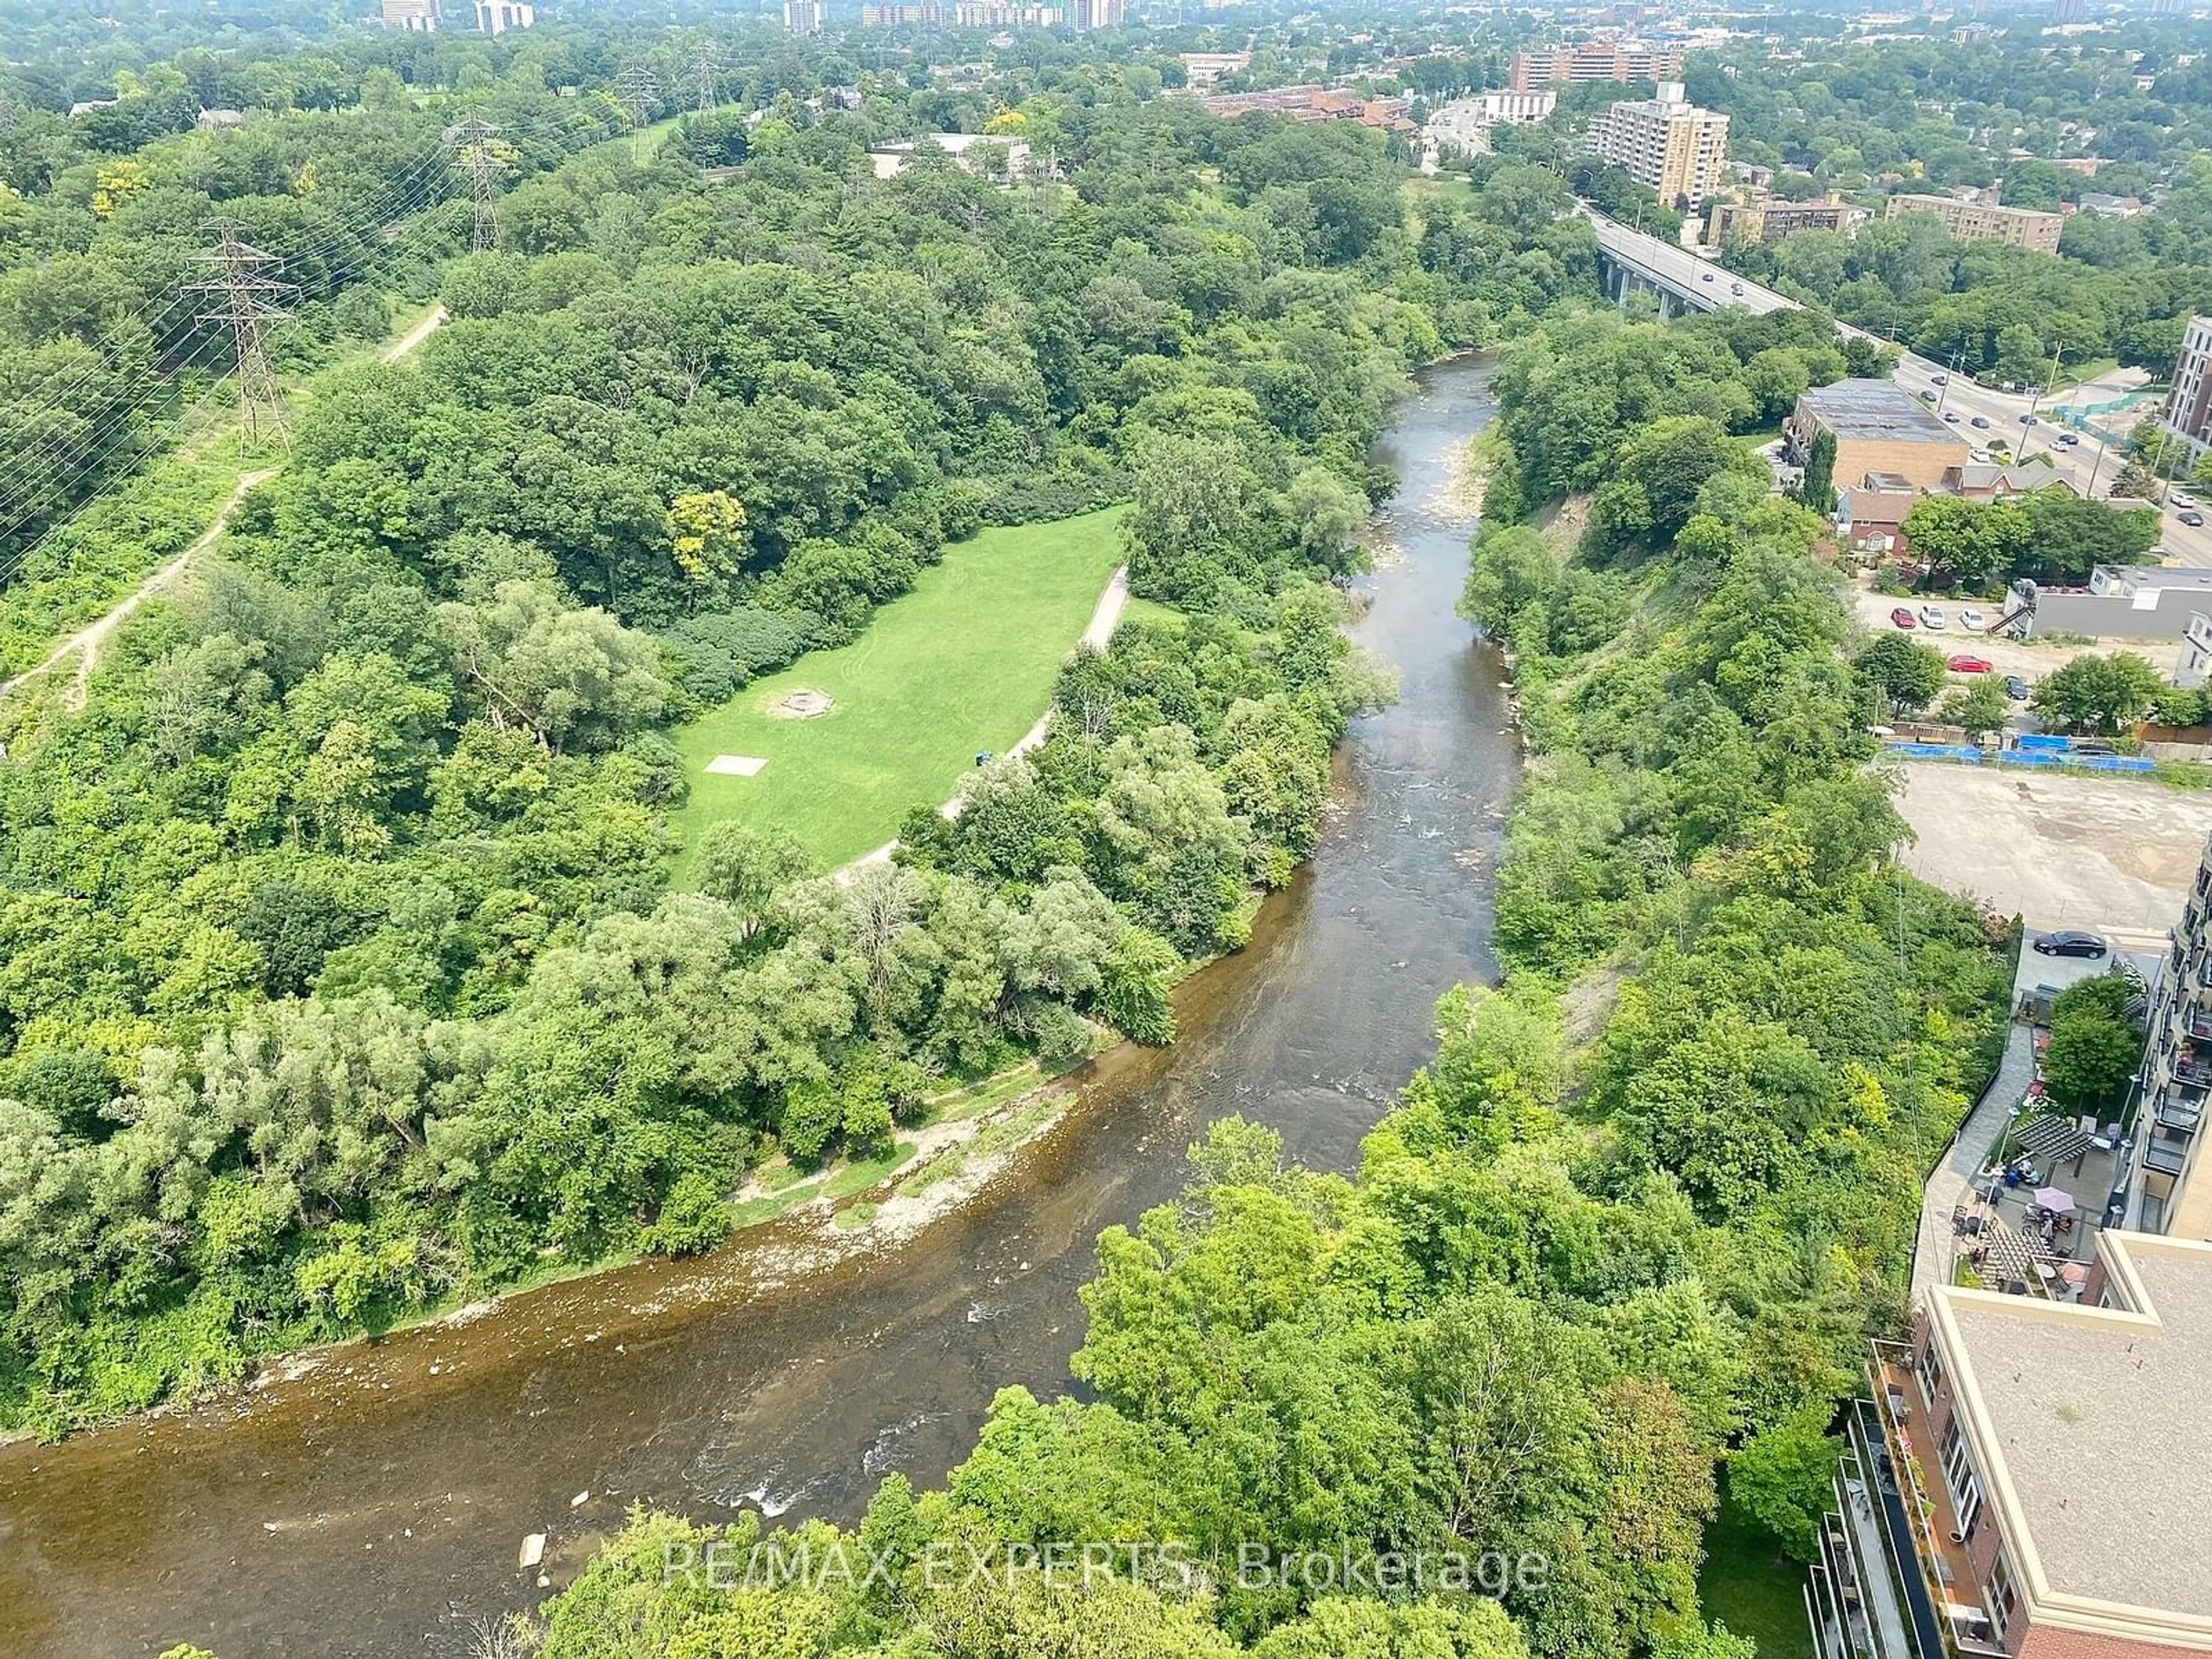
(1809, 1232, 2212, 1659)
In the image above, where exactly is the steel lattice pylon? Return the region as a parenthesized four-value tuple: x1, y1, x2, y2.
(187, 219, 296, 452)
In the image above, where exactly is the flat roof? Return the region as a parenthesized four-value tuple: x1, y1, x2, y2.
(1935, 1234, 2212, 1627)
(1800, 378, 1963, 445)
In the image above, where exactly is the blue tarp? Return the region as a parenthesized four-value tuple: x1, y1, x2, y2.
(1886, 742, 1984, 762)
(2013, 733, 2070, 752)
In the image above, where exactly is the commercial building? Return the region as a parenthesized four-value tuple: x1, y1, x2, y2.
(1810, 1232, 2212, 1659)
(1705, 192, 1868, 245)
(2160, 315, 2212, 461)
(1884, 192, 2065, 253)
(1509, 41, 1684, 90)
(1588, 82, 1730, 208)
(2000, 565, 2212, 645)
(1786, 379, 1971, 491)
(1178, 51, 1251, 85)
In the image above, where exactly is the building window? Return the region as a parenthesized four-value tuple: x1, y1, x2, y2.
(1918, 1336, 1945, 1406)
(1940, 1416, 1984, 1537)
(1988, 1552, 2018, 1637)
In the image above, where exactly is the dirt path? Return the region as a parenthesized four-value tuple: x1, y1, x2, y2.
(0, 467, 277, 710)
(0, 305, 449, 713)
(381, 302, 447, 364)
(842, 565, 1130, 875)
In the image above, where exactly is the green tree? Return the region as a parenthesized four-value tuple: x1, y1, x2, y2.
(1853, 634, 1945, 717)
(1726, 1404, 1841, 1561)
(1899, 496, 2032, 587)
(2029, 652, 2164, 734)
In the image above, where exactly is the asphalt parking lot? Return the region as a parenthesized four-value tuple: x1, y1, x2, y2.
(1851, 585, 2180, 687)
(1892, 763, 2208, 943)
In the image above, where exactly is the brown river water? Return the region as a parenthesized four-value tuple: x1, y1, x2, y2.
(0, 357, 1514, 1659)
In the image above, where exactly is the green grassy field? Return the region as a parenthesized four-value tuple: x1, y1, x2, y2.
(669, 506, 1127, 876)
(1700, 1503, 1814, 1659)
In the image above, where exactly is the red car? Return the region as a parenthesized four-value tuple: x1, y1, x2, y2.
(1891, 607, 1917, 628)
(1948, 654, 1993, 673)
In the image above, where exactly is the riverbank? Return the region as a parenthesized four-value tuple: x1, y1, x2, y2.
(0, 358, 1513, 1659)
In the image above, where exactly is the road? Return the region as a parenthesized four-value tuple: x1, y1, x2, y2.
(1882, 350, 2212, 567)
(1580, 207, 2206, 568)
(1581, 207, 1795, 313)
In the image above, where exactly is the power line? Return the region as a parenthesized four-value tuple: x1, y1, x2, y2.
(681, 45, 722, 113)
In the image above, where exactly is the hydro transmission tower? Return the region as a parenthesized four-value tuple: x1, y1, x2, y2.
(188, 219, 294, 452)
(615, 64, 660, 155)
(681, 46, 721, 113)
(445, 115, 507, 252)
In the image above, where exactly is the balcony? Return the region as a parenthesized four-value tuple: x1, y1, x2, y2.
(2188, 1006, 2212, 1043)
(2175, 1052, 2212, 1090)
(2144, 1136, 2191, 1178)
(2156, 1092, 2203, 1136)
(1865, 1347, 2009, 1659)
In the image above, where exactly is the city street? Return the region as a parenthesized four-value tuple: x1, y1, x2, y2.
(1882, 350, 2212, 569)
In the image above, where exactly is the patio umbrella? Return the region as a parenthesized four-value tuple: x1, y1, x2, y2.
(2033, 1187, 2077, 1215)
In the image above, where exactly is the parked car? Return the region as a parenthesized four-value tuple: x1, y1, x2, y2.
(1919, 603, 1949, 629)
(1959, 607, 1987, 629)
(1970, 415, 1992, 429)
(2004, 675, 2031, 699)
(1947, 654, 1993, 673)
(2183, 510, 2206, 528)
(1890, 607, 1918, 628)
(2033, 930, 2109, 959)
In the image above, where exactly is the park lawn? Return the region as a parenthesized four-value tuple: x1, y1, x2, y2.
(669, 505, 1127, 875)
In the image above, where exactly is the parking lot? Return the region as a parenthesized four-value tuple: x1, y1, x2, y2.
(1892, 763, 2207, 941)
(1850, 583, 2181, 686)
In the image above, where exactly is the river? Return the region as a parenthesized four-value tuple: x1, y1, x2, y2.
(0, 357, 1513, 1659)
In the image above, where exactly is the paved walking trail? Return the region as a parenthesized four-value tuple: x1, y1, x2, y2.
(1912, 1017, 2035, 1305)
(842, 565, 1130, 876)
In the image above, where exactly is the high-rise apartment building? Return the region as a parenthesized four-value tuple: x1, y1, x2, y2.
(2160, 315, 2212, 461)
(1883, 192, 2064, 252)
(2133, 833, 2212, 1234)
(380, 0, 441, 30)
(1072, 0, 1124, 28)
(783, 0, 824, 32)
(1509, 41, 1683, 90)
(474, 0, 532, 31)
(1587, 81, 1728, 207)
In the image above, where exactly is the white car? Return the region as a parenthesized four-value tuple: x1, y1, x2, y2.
(1919, 604, 1949, 630)
(2174, 490, 2199, 509)
(1959, 607, 1987, 630)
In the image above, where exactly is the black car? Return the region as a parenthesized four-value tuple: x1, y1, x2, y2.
(2033, 930, 2109, 959)
(2004, 675, 2030, 700)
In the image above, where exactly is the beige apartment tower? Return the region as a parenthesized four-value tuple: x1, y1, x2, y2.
(1588, 81, 1729, 207)
(1884, 192, 2064, 252)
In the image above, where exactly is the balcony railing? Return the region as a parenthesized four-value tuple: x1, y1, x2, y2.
(1865, 1345, 2007, 1659)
